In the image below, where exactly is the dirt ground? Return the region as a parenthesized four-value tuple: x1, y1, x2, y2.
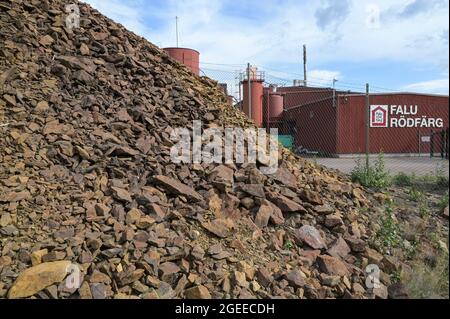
(314, 157, 449, 177)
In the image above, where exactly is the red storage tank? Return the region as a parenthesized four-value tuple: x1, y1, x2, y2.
(163, 47, 200, 75)
(269, 94, 284, 118)
(242, 80, 264, 127)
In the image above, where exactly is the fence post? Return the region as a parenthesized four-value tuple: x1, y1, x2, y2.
(445, 128, 450, 159)
(267, 89, 270, 133)
(430, 130, 434, 158)
(418, 130, 421, 156)
(365, 83, 370, 171)
(247, 63, 252, 123)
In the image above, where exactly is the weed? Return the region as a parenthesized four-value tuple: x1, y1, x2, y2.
(392, 172, 413, 187)
(351, 152, 391, 189)
(373, 201, 401, 254)
(435, 163, 449, 188)
(391, 270, 402, 284)
(404, 239, 420, 260)
(284, 239, 294, 250)
(406, 185, 432, 218)
(429, 233, 441, 247)
(419, 199, 430, 218)
(408, 186, 423, 202)
(439, 191, 449, 211)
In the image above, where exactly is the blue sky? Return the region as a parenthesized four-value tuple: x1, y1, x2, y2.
(84, 0, 449, 95)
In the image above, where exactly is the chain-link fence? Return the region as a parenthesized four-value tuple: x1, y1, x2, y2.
(201, 64, 449, 183)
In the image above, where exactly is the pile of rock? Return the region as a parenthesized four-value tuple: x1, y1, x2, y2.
(0, 0, 399, 299)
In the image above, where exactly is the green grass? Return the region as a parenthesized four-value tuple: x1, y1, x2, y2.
(404, 239, 419, 260)
(435, 163, 449, 188)
(405, 252, 449, 299)
(439, 191, 449, 211)
(391, 163, 449, 191)
(351, 152, 448, 192)
(392, 172, 414, 187)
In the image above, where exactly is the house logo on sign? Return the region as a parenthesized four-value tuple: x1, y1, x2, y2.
(370, 105, 389, 127)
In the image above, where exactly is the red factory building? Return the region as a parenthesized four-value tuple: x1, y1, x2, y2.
(161, 51, 449, 157)
(241, 70, 449, 156)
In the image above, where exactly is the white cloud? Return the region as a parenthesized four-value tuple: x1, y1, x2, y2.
(402, 78, 449, 94)
(315, 0, 352, 31)
(83, 0, 449, 91)
(83, 0, 448, 65)
(366, 4, 381, 29)
(157, 0, 448, 73)
(308, 70, 341, 84)
(397, 0, 446, 18)
(83, 0, 150, 36)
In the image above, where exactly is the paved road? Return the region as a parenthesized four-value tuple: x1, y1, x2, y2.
(314, 157, 449, 177)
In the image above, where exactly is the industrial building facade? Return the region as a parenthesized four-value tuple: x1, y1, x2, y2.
(260, 84, 449, 156)
(162, 48, 449, 157)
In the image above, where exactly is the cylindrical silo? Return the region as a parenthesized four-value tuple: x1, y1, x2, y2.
(163, 47, 200, 75)
(269, 94, 284, 118)
(242, 80, 264, 127)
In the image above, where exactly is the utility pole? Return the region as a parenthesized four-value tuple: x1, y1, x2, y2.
(176, 16, 179, 47)
(332, 78, 338, 108)
(303, 45, 307, 87)
(365, 83, 370, 171)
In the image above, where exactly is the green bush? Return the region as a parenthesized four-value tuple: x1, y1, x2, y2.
(351, 152, 391, 189)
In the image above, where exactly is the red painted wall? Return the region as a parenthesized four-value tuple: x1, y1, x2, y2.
(336, 94, 449, 154)
(272, 87, 346, 153)
(262, 86, 448, 155)
(283, 98, 337, 154)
